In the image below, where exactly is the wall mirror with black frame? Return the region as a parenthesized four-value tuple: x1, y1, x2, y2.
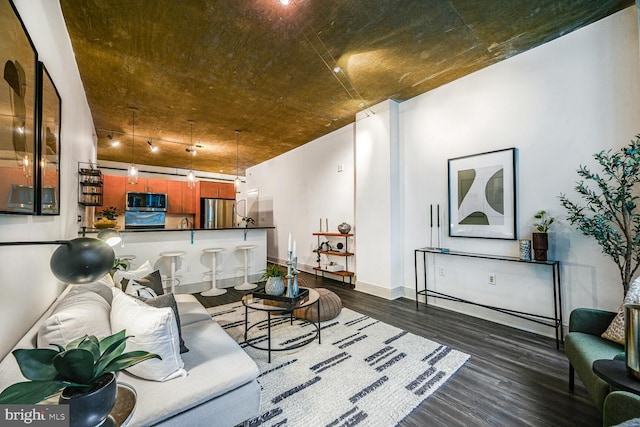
(0, 0, 38, 215)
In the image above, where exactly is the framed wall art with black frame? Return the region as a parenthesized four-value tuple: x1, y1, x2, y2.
(0, 0, 38, 215)
(37, 62, 61, 215)
(448, 147, 517, 240)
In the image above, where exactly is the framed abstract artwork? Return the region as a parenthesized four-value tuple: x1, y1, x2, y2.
(448, 148, 517, 240)
(0, 0, 38, 215)
(37, 62, 61, 215)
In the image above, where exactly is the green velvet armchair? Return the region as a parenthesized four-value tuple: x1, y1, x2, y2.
(565, 308, 640, 426)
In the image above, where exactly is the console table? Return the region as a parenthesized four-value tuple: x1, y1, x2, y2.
(414, 247, 563, 348)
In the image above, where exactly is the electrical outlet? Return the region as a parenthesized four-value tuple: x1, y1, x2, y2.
(439, 266, 445, 276)
(488, 274, 496, 285)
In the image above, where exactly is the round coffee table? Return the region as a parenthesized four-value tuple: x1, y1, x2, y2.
(242, 287, 321, 362)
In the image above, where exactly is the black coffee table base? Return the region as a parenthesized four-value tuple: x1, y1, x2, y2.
(243, 300, 321, 363)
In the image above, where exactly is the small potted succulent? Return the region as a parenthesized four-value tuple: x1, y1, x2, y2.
(0, 330, 159, 427)
(94, 206, 119, 229)
(261, 263, 285, 296)
(532, 210, 555, 261)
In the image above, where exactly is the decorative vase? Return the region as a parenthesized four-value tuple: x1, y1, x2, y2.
(265, 276, 285, 296)
(626, 303, 640, 378)
(532, 232, 548, 261)
(59, 372, 117, 427)
(519, 239, 532, 261)
(337, 222, 351, 234)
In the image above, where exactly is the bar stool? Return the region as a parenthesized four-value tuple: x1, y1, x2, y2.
(159, 250, 185, 294)
(234, 244, 257, 291)
(201, 248, 226, 296)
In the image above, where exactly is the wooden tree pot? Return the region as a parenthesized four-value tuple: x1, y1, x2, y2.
(532, 232, 548, 261)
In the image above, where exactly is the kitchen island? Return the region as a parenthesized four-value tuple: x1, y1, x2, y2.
(87, 227, 274, 293)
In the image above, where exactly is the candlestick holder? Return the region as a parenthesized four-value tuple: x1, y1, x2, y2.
(286, 250, 297, 298)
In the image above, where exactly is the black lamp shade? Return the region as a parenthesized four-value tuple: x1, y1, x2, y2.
(50, 238, 115, 284)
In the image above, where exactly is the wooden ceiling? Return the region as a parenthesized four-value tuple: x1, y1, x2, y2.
(59, 0, 632, 175)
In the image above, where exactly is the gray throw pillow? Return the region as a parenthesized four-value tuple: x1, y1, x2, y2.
(138, 293, 189, 354)
(125, 270, 164, 297)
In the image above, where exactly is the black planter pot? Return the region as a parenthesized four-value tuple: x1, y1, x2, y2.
(532, 232, 549, 261)
(59, 373, 117, 427)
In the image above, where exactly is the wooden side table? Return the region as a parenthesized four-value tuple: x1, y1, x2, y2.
(593, 359, 640, 395)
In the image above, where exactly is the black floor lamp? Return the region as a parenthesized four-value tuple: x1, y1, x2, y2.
(0, 236, 116, 284)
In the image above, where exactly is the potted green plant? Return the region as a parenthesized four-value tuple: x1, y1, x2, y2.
(261, 263, 284, 296)
(0, 330, 159, 427)
(532, 210, 555, 261)
(94, 206, 119, 229)
(559, 136, 640, 295)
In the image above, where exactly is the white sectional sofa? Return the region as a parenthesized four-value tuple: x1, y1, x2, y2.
(0, 281, 260, 427)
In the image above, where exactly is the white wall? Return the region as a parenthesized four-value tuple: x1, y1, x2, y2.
(354, 100, 403, 298)
(400, 6, 640, 335)
(0, 0, 96, 358)
(246, 124, 355, 277)
(249, 6, 640, 338)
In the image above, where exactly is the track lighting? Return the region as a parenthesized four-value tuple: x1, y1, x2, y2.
(107, 134, 120, 147)
(147, 139, 158, 152)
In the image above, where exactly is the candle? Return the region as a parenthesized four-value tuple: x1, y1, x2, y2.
(437, 204, 440, 227)
(326, 218, 328, 231)
(320, 218, 322, 232)
(430, 204, 433, 227)
(288, 233, 291, 252)
(293, 240, 296, 258)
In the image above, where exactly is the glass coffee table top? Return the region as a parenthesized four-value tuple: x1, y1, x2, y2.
(242, 287, 320, 311)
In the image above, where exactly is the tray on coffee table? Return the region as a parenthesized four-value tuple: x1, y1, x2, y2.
(252, 286, 309, 306)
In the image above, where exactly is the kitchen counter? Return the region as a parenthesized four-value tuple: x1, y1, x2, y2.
(90, 227, 271, 292)
(82, 226, 274, 234)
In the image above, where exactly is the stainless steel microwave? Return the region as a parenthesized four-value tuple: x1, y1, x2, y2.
(126, 192, 167, 211)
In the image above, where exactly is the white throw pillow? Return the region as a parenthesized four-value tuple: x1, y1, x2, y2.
(602, 276, 640, 344)
(37, 286, 112, 348)
(110, 287, 186, 381)
(112, 260, 153, 290)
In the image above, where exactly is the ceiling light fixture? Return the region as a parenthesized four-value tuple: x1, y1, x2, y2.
(187, 120, 197, 189)
(279, 0, 290, 5)
(234, 130, 241, 190)
(128, 107, 138, 184)
(147, 139, 158, 153)
(107, 134, 120, 147)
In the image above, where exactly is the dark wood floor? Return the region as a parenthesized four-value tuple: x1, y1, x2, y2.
(195, 271, 600, 427)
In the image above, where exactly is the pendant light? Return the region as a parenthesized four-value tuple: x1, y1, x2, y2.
(128, 107, 138, 184)
(234, 130, 241, 190)
(187, 120, 196, 189)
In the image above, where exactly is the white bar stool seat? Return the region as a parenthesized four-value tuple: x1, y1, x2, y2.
(160, 250, 185, 294)
(201, 248, 226, 297)
(235, 245, 257, 291)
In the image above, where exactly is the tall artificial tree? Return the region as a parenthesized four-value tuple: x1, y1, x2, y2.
(559, 136, 640, 296)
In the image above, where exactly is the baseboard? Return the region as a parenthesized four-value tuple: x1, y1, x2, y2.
(355, 280, 404, 300)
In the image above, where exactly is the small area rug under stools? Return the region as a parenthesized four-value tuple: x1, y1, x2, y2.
(207, 302, 469, 426)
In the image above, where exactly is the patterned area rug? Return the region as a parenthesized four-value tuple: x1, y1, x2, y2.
(207, 303, 469, 427)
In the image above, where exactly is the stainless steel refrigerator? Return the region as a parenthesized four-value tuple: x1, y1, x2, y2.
(201, 198, 234, 229)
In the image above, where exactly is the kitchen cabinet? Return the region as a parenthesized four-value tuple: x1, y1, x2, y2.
(200, 181, 235, 199)
(167, 181, 196, 214)
(100, 175, 126, 211)
(313, 232, 354, 286)
(126, 177, 167, 194)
